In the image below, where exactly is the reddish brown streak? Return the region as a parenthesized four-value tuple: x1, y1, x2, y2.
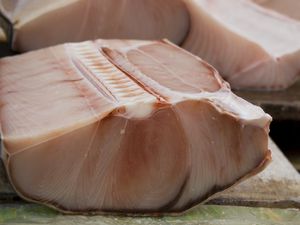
(101, 47, 169, 104)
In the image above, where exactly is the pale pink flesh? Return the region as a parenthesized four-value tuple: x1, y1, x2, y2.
(252, 0, 300, 20)
(1, 0, 300, 90)
(0, 0, 189, 51)
(0, 39, 271, 213)
(182, 0, 300, 90)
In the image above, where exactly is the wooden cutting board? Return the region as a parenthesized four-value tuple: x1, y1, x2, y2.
(1, 203, 299, 225)
(1, 138, 299, 209)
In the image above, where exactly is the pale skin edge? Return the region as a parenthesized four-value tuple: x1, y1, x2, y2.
(2, 143, 272, 216)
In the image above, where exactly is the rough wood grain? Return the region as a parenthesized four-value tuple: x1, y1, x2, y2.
(0, 204, 299, 225)
(1, 139, 299, 209)
(235, 81, 300, 120)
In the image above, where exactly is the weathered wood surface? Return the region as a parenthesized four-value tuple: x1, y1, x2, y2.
(0, 204, 299, 225)
(235, 81, 300, 120)
(1, 139, 300, 209)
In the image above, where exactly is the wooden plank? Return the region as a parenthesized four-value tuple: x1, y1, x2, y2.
(1, 139, 300, 209)
(0, 204, 299, 225)
(235, 81, 300, 120)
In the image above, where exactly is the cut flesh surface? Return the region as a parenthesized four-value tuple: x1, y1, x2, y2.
(0, 0, 189, 51)
(0, 39, 271, 214)
(1, 0, 300, 90)
(182, 0, 300, 90)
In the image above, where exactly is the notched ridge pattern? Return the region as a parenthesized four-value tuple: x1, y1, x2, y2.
(69, 42, 157, 106)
